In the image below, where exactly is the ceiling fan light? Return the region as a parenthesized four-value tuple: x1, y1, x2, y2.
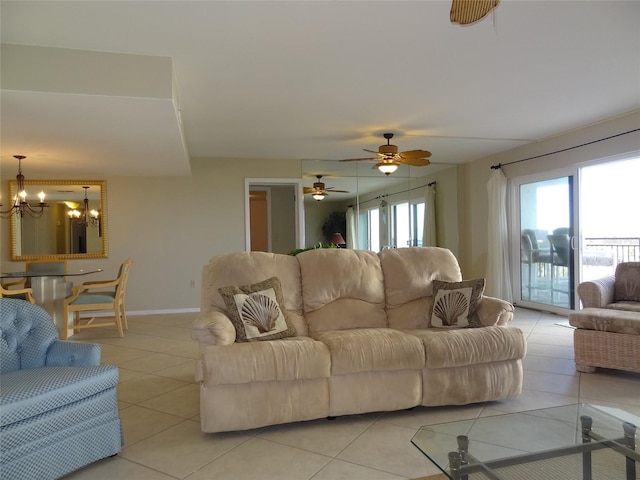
(312, 192, 325, 201)
(377, 163, 398, 175)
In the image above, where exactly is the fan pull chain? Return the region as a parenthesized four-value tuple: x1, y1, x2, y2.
(492, 5, 498, 34)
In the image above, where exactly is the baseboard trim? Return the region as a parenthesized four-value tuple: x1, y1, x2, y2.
(80, 308, 199, 318)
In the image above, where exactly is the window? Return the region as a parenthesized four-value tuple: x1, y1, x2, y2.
(358, 207, 381, 251)
(359, 199, 426, 252)
(391, 201, 425, 248)
(368, 208, 380, 252)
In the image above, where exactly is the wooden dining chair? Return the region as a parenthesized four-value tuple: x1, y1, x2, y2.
(62, 258, 133, 340)
(0, 284, 36, 303)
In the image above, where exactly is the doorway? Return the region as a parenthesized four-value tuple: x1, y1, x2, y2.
(244, 178, 305, 254)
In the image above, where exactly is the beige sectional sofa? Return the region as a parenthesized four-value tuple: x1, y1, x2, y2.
(191, 247, 526, 433)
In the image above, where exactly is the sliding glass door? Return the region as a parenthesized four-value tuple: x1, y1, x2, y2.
(515, 172, 576, 311)
(512, 154, 640, 313)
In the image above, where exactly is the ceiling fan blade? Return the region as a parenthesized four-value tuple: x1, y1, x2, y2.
(303, 187, 314, 194)
(400, 149, 432, 158)
(325, 188, 350, 193)
(339, 157, 377, 162)
(398, 157, 431, 167)
(450, 0, 499, 25)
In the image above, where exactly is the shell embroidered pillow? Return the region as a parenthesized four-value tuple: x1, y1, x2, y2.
(219, 277, 297, 342)
(429, 278, 485, 328)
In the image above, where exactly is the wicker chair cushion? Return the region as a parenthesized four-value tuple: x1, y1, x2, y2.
(606, 301, 640, 313)
(614, 262, 640, 302)
(569, 308, 640, 335)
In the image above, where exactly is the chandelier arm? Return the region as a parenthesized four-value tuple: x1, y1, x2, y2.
(1, 155, 49, 220)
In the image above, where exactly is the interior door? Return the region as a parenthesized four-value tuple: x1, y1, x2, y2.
(513, 171, 577, 312)
(249, 189, 269, 252)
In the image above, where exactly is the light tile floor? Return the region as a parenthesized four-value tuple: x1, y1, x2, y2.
(63, 308, 640, 480)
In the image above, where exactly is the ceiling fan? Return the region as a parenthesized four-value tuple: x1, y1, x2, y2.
(303, 175, 349, 201)
(340, 133, 432, 175)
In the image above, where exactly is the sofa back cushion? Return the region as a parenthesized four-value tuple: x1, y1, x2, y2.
(379, 247, 463, 330)
(0, 299, 57, 374)
(614, 262, 640, 302)
(201, 252, 306, 335)
(297, 249, 386, 333)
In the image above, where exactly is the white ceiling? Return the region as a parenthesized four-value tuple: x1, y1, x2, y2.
(1, 1, 639, 178)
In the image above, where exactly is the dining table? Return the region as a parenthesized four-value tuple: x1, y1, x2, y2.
(1, 268, 103, 337)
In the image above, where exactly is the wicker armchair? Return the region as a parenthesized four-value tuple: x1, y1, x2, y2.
(570, 262, 640, 373)
(577, 262, 640, 312)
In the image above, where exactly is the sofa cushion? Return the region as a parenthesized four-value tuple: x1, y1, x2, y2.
(408, 326, 526, 369)
(312, 328, 425, 375)
(614, 262, 640, 302)
(201, 251, 303, 316)
(0, 365, 119, 426)
(379, 247, 463, 330)
(429, 278, 485, 328)
(219, 277, 297, 342)
(569, 308, 640, 335)
(0, 299, 58, 374)
(298, 249, 387, 333)
(197, 337, 330, 385)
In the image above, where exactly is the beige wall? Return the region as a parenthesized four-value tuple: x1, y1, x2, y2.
(2, 111, 638, 313)
(457, 110, 640, 280)
(1, 158, 301, 312)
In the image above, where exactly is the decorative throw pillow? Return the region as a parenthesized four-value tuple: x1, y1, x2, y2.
(614, 262, 640, 302)
(429, 278, 486, 328)
(218, 277, 296, 342)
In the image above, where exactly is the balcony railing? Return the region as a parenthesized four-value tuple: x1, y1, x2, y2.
(583, 237, 640, 264)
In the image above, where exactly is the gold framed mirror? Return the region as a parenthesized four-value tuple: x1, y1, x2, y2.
(9, 180, 108, 260)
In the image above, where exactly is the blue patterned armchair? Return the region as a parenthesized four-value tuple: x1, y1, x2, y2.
(0, 298, 123, 479)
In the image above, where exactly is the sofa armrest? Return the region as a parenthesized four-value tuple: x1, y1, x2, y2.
(476, 296, 514, 327)
(577, 276, 615, 308)
(46, 341, 102, 367)
(192, 310, 236, 347)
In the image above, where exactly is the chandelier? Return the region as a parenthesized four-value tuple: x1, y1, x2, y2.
(68, 186, 100, 227)
(0, 155, 47, 219)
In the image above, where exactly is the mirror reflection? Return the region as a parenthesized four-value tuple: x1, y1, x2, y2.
(301, 160, 457, 252)
(9, 180, 107, 260)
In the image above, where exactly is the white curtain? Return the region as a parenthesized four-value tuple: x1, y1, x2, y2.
(346, 206, 359, 249)
(422, 184, 437, 247)
(486, 169, 513, 302)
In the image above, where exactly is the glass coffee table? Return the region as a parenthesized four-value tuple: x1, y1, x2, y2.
(412, 403, 638, 480)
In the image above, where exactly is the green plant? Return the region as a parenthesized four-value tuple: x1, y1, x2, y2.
(288, 242, 338, 256)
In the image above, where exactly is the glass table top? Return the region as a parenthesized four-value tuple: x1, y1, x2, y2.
(412, 403, 639, 480)
(1, 269, 102, 278)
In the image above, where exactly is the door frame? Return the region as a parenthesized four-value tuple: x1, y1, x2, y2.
(244, 178, 305, 252)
